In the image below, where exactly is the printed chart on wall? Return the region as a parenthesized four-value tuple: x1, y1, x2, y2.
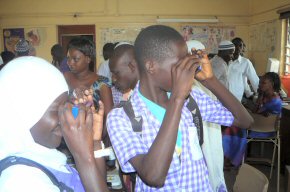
(249, 20, 277, 54)
(3, 28, 25, 53)
(99, 27, 144, 57)
(181, 25, 236, 54)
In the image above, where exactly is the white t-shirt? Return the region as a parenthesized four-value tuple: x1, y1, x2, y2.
(192, 81, 226, 192)
(228, 55, 259, 101)
(97, 60, 111, 81)
(211, 55, 229, 89)
(0, 165, 60, 192)
(211, 55, 259, 101)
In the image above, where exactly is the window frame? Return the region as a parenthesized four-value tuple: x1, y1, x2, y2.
(283, 18, 290, 75)
(286, 19, 290, 64)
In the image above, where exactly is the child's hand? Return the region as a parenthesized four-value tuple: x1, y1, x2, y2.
(59, 103, 94, 159)
(190, 49, 214, 82)
(171, 53, 201, 100)
(93, 101, 104, 141)
(70, 86, 104, 141)
(71, 87, 94, 108)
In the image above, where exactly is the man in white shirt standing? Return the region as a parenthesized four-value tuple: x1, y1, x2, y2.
(211, 40, 235, 89)
(214, 39, 259, 169)
(230, 37, 259, 101)
(211, 40, 259, 102)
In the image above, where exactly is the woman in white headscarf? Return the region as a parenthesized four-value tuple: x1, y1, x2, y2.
(187, 40, 227, 192)
(0, 56, 108, 191)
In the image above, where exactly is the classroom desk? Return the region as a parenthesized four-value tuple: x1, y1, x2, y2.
(281, 104, 290, 174)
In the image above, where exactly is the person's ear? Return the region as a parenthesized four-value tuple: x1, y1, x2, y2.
(86, 56, 91, 64)
(145, 60, 156, 74)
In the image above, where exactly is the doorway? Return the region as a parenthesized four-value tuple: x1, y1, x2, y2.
(58, 25, 96, 72)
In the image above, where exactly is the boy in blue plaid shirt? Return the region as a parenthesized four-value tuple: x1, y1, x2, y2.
(107, 25, 253, 191)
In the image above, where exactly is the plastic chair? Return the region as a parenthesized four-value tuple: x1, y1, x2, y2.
(245, 111, 280, 192)
(233, 163, 269, 192)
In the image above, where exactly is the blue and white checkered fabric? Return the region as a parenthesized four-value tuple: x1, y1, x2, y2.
(107, 82, 233, 191)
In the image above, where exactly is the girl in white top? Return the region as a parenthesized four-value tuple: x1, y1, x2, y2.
(0, 56, 108, 191)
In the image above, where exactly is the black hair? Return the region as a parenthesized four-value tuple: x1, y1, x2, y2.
(114, 42, 119, 48)
(264, 72, 281, 93)
(51, 44, 65, 61)
(0, 51, 15, 71)
(232, 37, 246, 56)
(134, 25, 184, 72)
(232, 37, 244, 46)
(102, 43, 115, 60)
(112, 44, 134, 61)
(67, 37, 95, 62)
(1, 51, 15, 64)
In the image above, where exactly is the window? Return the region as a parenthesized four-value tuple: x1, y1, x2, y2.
(279, 6, 290, 75)
(286, 19, 290, 68)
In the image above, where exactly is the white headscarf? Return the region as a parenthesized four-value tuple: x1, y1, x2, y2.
(0, 56, 69, 170)
(186, 40, 227, 191)
(186, 40, 206, 53)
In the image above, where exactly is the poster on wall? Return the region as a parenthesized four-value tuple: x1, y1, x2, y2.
(3, 28, 25, 53)
(181, 25, 236, 54)
(26, 28, 41, 46)
(249, 20, 277, 55)
(99, 27, 143, 58)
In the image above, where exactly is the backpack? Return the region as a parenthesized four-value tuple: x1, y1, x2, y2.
(0, 156, 74, 192)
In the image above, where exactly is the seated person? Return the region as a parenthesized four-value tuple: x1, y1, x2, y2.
(248, 72, 282, 138)
(254, 72, 282, 115)
(0, 56, 108, 191)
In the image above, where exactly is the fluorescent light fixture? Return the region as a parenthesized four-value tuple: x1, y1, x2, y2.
(156, 18, 219, 23)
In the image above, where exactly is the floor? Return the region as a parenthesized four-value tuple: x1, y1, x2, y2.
(224, 142, 286, 192)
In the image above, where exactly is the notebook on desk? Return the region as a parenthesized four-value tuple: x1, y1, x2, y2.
(282, 97, 290, 103)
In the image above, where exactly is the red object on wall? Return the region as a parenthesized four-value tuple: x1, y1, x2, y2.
(281, 75, 290, 97)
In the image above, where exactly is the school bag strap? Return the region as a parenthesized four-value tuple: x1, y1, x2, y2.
(119, 100, 143, 133)
(118, 94, 203, 145)
(0, 156, 73, 192)
(186, 95, 204, 146)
